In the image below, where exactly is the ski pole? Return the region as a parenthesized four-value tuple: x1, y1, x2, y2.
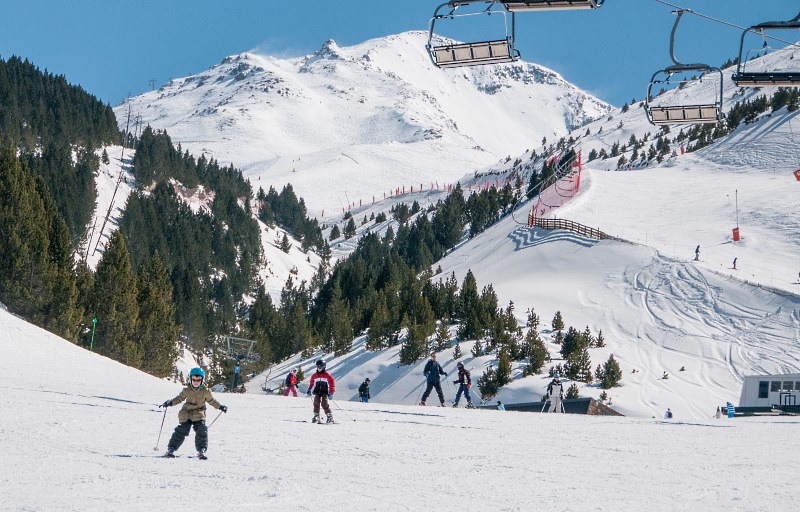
(207, 410, 224, 429)
(154, 406, 168, 452)
(540, 397, 548, 413)
(331, 399, 356, 422)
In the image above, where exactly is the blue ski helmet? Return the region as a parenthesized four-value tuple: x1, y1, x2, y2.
(553, 372, 560, 378)
(189, 367, 205, 385)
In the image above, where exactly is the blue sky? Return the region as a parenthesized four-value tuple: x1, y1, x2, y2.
(0, 1, 795, 107)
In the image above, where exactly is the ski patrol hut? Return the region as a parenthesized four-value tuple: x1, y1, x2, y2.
(738, 373, 800, 408)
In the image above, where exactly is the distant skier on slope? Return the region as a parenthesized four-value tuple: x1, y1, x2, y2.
(496, 401, 505, 411)
(726, 401, 736, 418)
(733, 257, 737, 270)
(664, 408, 673, 419)
(358, 378, 371, 403)
(546, 373, 564, 413)
(452, 362, 474, 408)
(160, 367, 227, 459)
(694, 245, 700, 261)
(284, 368, 299, 397)
(420, 352, 447, 407)
(306, 360, 335, 423)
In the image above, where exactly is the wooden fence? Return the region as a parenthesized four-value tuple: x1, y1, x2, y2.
(532, 217, 616, 241)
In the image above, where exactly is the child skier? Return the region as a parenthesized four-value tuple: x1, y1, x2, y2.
(160, 367, 227, 459)
(358, 378, 371, 403)
(284, 368, 299, 397)
(452, 361, 474, 408)
(546, 373, 564, 413)
(306, 359, 335, 423)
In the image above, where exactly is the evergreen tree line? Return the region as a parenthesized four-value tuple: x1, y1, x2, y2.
(257, 184, 325, 253)
(0, 147, 178, 377)
(0, 56, 121, 245)
(0, 56, 119, 151)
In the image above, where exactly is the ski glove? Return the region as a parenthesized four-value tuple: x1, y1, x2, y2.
(306, 390, 312, 396)
(219, 405, 228, 413)
(453, 380, 458, 384)
(160, 400, 171, 408)
(328, 394, 333, 400)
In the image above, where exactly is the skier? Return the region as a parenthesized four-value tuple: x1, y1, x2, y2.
(284, 368, 299, 397)
(726, 401, 736, 418)
(664, 408, 673, 419)
(420, 352, 447, 407)
(306, 359, 336, 423)
(160, 367, 227, 459)
(546, 373, 564, 413)
(662, 371, 669, 380)
(496, 401, 505, 411)
(358, 378, 371, 403)
(452, 361, 474, 408)
(694, 245, 700, 261)
(714, 406, 722, 419)
(733, 257, 737, 270)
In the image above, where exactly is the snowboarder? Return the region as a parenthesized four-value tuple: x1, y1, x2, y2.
(306, 359, 335, 423)
(496, 401, 505, 411)
(358, 378, 371, 403)
(733, 257, 737, 270)
(452, 361, 474, 408)
(284, 368, 299, 397)
(160, 367, 227, 459)
(546, 373, 564, 413)
(664, 408, 673, 419)
(694, 245, 700, 261)
(420, 352, 447, 407)
(726, 401, 736, 418)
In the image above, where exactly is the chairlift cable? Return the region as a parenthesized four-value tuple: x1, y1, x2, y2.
(652, 0, 798, 47)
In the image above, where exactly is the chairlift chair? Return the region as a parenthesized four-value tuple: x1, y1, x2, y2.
(732, 12, 800, 87)
(644, 10, 724, 126)
(503, 0, 605, 11)
(427, 1, 520, 68)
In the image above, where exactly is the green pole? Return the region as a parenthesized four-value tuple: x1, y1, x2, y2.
(90, 317, 97, 351)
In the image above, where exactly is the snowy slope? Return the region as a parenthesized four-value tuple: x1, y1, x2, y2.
(116, 31, 611, 217)
(2, 303, 797, 511)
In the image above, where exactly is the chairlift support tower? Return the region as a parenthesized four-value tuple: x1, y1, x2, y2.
(732, 11, 800, 87)
(224, 336, 258, 390)
(645, 9, 724, 126)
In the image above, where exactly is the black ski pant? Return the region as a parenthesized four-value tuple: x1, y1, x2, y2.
(167, 419, 208, 453)
(421, 381, 445, 404)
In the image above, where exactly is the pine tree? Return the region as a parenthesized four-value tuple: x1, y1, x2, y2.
(551, 311, 564, 331)
(595, 329, 606, 348)
(471, 339, 483, 357)
(343, 218, 356, 239)
(399, 324, 427, 364)
(560, 326, 583, 360)
(366, 294, 391, 351)
(136, 252, 180, 377)
(566, 382, 580, 399)
(434, 321, 451, 352)
(329, 224, 341, 240)
(496, 351, 512, 387)
(101, 148, 110, 164)
(601, 354, 623, 389)
(280, 233, 291, 253)
(523, 327, 549, 376)
(477, 365, 499, 398)
(93, 230, 141, 367)
(452, 342, 462, 360)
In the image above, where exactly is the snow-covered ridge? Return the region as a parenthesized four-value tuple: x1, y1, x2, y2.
(117, 31, 611, 217)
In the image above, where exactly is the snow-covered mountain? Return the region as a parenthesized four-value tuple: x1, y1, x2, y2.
(117, 31, 611, 217)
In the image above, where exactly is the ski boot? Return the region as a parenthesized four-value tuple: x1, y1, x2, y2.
(452, 403, 459, 408)
(197, 450, 207, 460)
(312, 414, 320, 423)
(164, 449, 176, 458)
(440, 402, 446, 407)
(419, 401, 426, 406)
(326, 414, 334, 424)
(466, 402, 475, 409)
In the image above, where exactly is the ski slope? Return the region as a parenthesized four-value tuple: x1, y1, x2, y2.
(1, 304, 797, 511)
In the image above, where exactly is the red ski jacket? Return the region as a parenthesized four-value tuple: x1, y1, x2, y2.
(308, 370, 335, 396)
